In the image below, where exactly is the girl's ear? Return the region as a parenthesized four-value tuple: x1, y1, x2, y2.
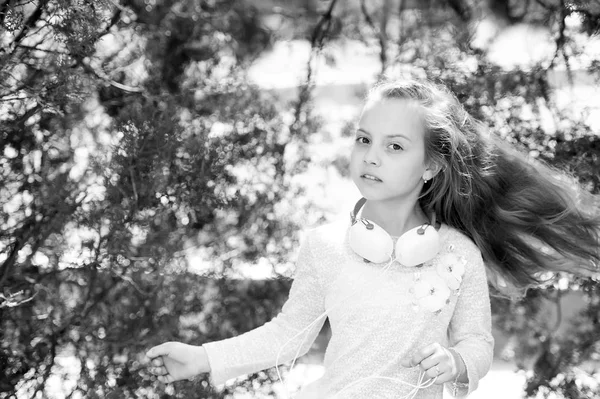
(423, 162, 443, 181)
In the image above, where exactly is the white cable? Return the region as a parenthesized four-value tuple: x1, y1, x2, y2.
(330, 372, 437, 399)
(275, 257, 395, 380)
(274, 255, 436, 398)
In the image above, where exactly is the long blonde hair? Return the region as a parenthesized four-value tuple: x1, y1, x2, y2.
(368, 78, 600, 295)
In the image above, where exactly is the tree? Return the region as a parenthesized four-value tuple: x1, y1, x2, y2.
(2, 0, 600, 398)
(1, 0, 321, 397)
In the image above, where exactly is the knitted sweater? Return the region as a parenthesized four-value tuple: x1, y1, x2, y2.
(203, 220, 494, 398)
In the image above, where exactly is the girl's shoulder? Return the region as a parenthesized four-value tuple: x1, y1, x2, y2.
(440, 223, 484, 261)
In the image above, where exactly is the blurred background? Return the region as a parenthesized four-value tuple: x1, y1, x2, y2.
(1, 0, 600, 398)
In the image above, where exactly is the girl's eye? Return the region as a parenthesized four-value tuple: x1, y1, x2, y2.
(356, 136, 370, 145)
(388, 143, 403, 151)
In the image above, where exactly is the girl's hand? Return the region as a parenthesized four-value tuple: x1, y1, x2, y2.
(400, 343, 462, 384)
(146, 342, 211, 383)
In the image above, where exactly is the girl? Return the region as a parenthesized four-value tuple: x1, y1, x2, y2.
(146, 78, 600, 398)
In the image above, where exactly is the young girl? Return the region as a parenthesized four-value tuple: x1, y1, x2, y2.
(146, 78, 600, 398)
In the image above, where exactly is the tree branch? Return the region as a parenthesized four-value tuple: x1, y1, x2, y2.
(360, 0, 390, 77)
(445, 0, 472, 22)
(30, 334, 57, 399)
(15, 44, 69, 55)
(290, 0, 339, 138)
(0, 289, 38, 308)
(0, 239, 24, 290)
(9, 0, 48, 51)
(0, 0, 11, 26)
(97, 8, 122, 38)
(549, 0, 573, 85)
(308, 0, 339, 55)
(534, 0, 555, 10)
(80, 60, 143, 93)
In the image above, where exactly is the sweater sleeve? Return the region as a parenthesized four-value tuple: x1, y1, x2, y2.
(445, 242, 494, 397)
(202, 230, 327, 386)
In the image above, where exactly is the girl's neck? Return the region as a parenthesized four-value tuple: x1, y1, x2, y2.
(361, 199, 429, 237)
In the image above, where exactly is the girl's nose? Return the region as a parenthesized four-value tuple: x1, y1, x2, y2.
(363, 146, 380, 166)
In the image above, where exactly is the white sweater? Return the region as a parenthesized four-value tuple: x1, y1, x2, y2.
(203, 220, 494, 398)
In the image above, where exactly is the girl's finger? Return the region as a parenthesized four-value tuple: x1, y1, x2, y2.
(409, 343, 440, 367)
(426, 364, 452, 384)
(418, 351, 445, 370)
(152, 358, 163, 367)
(426, 365, 437, 379)
(428, 363, 455, 384)
(420, 353, 451, 371)
(426, 363, 443, 379)
(146, 343, 171, 359)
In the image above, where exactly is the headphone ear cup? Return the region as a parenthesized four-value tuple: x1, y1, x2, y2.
(395, 225, 440, 267)
(349, 220, 394, 263)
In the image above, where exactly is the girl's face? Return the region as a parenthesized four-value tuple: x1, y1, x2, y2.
(350, 98, 435, 204)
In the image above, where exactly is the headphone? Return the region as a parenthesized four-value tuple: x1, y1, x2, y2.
(349, 198, 441, 266)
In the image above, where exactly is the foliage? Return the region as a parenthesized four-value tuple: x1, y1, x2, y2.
(2, 0, 600, 398)
(1, 0, 319, 398)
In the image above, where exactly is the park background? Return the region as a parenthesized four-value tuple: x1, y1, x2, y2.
(1, 0, 600, 398)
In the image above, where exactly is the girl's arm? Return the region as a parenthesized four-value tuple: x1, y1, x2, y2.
(202, 230, 327, 386)
(446, 241, 494, 397)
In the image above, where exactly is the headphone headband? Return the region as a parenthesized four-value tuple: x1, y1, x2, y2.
(350, 198, 368, 224)
(350, 198, 439, 230)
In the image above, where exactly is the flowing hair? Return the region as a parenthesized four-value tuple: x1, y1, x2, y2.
(368, 78, 600, 295)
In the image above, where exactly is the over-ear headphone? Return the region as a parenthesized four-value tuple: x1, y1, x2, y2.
(349, 198, 441, 266)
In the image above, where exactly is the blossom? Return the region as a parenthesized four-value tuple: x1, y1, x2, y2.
(412, 275, 451, 313)
(435, 253, 465, 291)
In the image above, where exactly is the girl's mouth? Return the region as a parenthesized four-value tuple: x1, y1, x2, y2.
(361, 174, 382, 182)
